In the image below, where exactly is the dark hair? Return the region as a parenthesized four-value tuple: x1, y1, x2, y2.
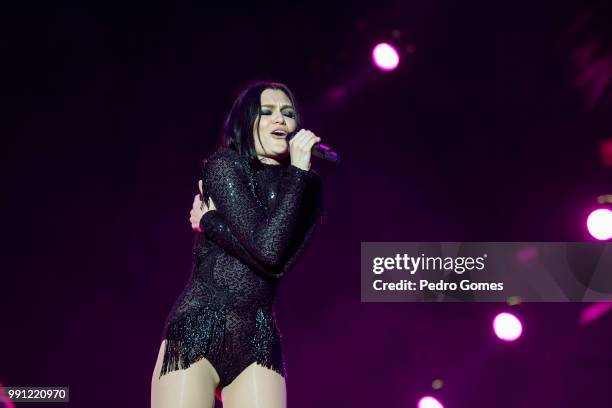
(218, 81, 302, 167)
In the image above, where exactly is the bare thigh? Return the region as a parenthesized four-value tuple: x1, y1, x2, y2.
(151, 340, 220, 408)
(221, 363, 286, 408)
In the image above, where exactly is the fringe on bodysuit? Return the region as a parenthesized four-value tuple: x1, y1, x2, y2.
(159, 304, 226, 378)
(251, 308, 286, 377)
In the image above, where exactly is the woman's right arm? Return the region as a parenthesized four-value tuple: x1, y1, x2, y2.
(200, 149, 310, 269)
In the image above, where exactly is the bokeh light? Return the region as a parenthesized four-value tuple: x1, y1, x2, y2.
(587, 208, 612, 240)
(493, 312, 523, 342)
(372, 42, 400, 71)
(418, 396, 444, 408)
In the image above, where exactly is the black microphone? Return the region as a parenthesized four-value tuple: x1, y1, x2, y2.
(287, 131, 340, 163)
(312, 143, 339, 163)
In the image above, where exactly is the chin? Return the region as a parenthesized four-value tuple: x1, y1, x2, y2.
(268, 145, 289, 157)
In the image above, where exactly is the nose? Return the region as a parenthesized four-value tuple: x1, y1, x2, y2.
(272, 110, 286, 124)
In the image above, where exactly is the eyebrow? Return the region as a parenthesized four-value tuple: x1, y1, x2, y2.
(260, 104, 295, 110)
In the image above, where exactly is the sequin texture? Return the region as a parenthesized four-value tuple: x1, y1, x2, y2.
(159, 148, 323, 389)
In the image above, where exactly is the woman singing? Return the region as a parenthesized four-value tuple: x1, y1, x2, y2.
(151, 81, 324, 407)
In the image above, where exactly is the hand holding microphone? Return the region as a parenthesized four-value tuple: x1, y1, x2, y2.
(288, 129, 320, 171)
(288, 129, 339, 170)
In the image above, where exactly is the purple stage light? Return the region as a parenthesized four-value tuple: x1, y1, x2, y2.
(587, 208, 612, 240)
(493, 312, 523, 342)
(372, 43, 399, 71)
(0, 383, 15, 408)
(599, 139, 612, 167)
(418, 396, 444, 408)
(580, 302, 612, 326)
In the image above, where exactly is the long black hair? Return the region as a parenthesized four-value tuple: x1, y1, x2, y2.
(218, 81, 302, 167)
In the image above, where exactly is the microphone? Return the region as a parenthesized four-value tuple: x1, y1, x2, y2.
(287, 131, 340, 163)
(312, 143, 339, 163)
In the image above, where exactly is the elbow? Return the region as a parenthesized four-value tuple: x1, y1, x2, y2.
(254, 247, 288, 273)
(258, 250, 285, 270)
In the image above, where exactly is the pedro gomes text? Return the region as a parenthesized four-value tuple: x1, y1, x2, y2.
(371, 253, 504, 292)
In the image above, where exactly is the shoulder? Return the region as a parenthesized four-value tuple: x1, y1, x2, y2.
(202, 148, 249, 176)
(207, 147, 245, 165)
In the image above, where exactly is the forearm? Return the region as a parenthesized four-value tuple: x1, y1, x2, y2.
(207, 163, 309, 267)
(200, 210, 275, 275)
(245, 165, 310, 265)
(201, 175, 322, 276)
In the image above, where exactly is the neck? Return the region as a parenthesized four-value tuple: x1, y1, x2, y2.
(258, 155, 282, 165)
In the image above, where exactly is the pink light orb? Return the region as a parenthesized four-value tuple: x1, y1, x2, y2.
(587, 208, 612, 240)
(493, 312, 523, 342)
(580, 302, 612, 326)
(372, 42, 399, 71)
(418, 396, 444, 408)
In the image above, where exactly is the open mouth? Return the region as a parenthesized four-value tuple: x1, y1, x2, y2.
(271, 130, 287, 138)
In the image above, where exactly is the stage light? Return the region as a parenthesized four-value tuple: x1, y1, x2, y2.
(580, 302, 612, 325)
(493, 312, 523, 342)
(431, 378, 444, 390)
(0, 382, 15, 408)
(418, 396, 444, 408)
(586, 208, 612, 240)
(598, 138, 612, 167)
(372, 43, 399, 71)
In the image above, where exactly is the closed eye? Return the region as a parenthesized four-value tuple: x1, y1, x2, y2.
(260, 110, 296, 118)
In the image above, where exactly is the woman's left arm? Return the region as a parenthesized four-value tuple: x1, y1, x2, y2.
(190, 181, 269, 274)
(198, 175, 323, 277)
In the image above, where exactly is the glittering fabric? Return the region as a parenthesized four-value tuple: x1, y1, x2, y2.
(159, 148, 323, 389)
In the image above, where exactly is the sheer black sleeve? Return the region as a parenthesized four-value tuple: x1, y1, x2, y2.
(200, 171, 323, 277)
(273, 173, 323, 274)
(198, 148, 311, 273)
(200, 210, 267, 273)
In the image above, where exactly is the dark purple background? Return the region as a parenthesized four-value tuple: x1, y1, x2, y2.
(2, 0, 612, 407)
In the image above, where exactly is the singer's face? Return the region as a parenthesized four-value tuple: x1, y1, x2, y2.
(254, 88, 297, 164)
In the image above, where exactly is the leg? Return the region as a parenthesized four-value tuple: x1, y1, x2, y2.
(221, 363, 286, 408)
(151, 340, 220, 408)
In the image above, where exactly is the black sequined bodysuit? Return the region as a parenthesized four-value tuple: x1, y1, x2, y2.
(158, 148, 323, 389)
